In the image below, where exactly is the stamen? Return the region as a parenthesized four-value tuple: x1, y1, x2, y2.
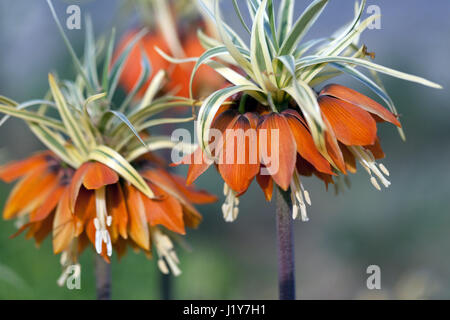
(370, 177, 381, 191)
(291, 192, 299, 219)
(94, 187, 113, 257)
(153, 228, 181, 276)
(170, 250, 180, 264)
(349, 146, 391, 191)
(157, 259, 169, 275)
(301, 186, 311, 206)
(290, 170, 311, 222)
(60, 251, 68, 266)
(379, 163, 390, 176)
(222, 183, 240, 222)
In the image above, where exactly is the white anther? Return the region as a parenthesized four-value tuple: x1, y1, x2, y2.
(349, 146, 391, 191)
(303, 190, 311, 206)
(153, 228, 182, 276)
(379, 163, 390, 176)
(158, 259, 169, 275)
(370, 176, 381, 191)
(221, 183, 240, 222)
(290, 170, 311, 222)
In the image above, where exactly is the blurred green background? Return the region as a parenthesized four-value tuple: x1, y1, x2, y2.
(0, 0, 449, 299)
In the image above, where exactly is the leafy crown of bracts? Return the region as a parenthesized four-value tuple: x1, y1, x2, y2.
(163, 0, 440, 165)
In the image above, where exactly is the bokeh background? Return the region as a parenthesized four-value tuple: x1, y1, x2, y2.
(0, 0, 449, 299)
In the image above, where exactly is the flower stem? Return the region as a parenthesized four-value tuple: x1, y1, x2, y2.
(276, 187, 296, 300)
(160, 273, 172, 300)
(95, 255, 111, 300)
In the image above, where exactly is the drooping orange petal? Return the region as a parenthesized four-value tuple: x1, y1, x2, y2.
(340, 144, 357, 174)
(283, 111, 333, 175)
(314, 171, 334, 190)
(244, 112, 260, 128)
(218, 115, 260, 194)
(171, 110, 240, 185)
(124, 183, 150, 250)
(140, 168, 203, 228)
(25, 222, 40, 240)
(172, 147, 212, 186)
(137, 152, 166, 167)
(320, 84, 401, 127)
(10, 222, 32, 239)
(182, 206, 203, 229)
(0, 151, 50, 183)
(83, 162, 119, 190)
(11, 213, 53, 246)
(69, 162, 90, 212)
(295, 155, 334, 189)
(258, 113, 297, 190)
(282, 109, 307, 124)
(322, 115, 347, 174)
(142, 185, 185, 235)
(319, 96, 377, 146)
(73, 187, 96, 223)
(77, 232, 90, 254)
(115, 30, 170, 96)
(30, 184, 66, 222)
(106, 183, 128, 241)
(210, 110, 240, 156)
(182, 32, 225, 97)
(34, 215, 53, 246)
(114, 237, 128, 260)
(85, 218, 96, 245)
(167, 174, 217, 204)
(256, 170, 273, 201)
(295, 155, 314, 177)
(3, 169, 57, 220)
(182, 110, 241, 185)
(365, 138, 385, 159)
(53, 189, 75, 254)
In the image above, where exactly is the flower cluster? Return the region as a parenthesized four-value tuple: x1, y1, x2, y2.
(0, 1, 216, 282)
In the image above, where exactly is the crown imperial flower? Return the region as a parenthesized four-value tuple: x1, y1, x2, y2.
(172, 0, 441, 222)
(0, 5, 216, 282)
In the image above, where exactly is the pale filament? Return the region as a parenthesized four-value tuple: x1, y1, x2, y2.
(94, 187, 113, 257)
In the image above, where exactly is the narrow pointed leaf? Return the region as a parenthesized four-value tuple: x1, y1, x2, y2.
(279, 0, 328, 55)
(0, 104, 64, 132)
(49, 74, 89, 155)
(297, 55, 442, 89)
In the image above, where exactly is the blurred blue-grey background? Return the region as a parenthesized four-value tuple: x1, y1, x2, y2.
(0, 0, 449, 299)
